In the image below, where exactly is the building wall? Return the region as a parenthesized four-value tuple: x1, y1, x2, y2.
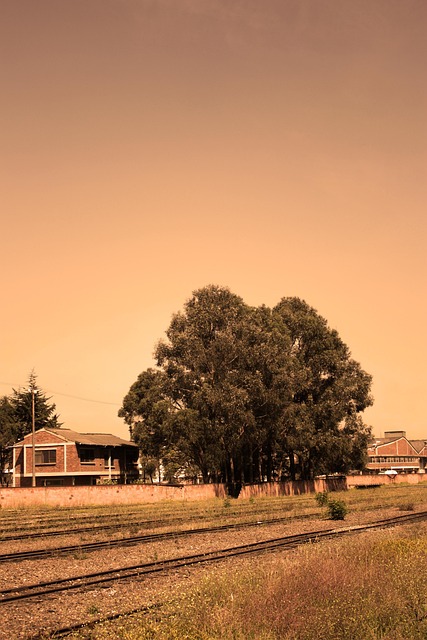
(369, 438, 418, 456)
(14, 444, 67, 486)
(0, 482, 227, 508)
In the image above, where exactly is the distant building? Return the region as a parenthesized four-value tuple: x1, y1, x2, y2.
(366, 431, 427, 474)
(12, 428, 139, 487)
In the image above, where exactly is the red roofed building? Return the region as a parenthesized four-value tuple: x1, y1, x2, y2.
(366, 431, 427, 474)
(12, 428, 139, 487)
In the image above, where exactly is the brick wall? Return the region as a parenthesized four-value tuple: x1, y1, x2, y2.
(370, 439, 418, 456)
(0, 482, 227, 508)
(3, 474, 427, 509)
(0, 477, 345, 509)
(239, 477, 347, 498)
(347, 473, 427, 487)
(26, 431, 62, 445)
(14, 442, 67, 487)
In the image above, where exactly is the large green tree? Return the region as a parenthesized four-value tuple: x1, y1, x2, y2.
(121, 287, 253, 483)
(120, 286, 373, 484)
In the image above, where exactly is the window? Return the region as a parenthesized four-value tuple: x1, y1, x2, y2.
(43, 478, 63, 486)
(35, 449, 56, 465)
(104, 450, 115, 468)
(79, 448, 95, 463)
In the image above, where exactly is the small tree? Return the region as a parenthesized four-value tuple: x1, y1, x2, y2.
(0, 396, 18, 485)
(0, 372, 61, 484)
(9, 371, 61, 440)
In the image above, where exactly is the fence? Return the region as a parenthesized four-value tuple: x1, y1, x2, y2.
(1, 474, 426, 509)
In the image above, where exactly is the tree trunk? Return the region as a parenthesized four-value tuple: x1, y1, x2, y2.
(258, 447, 263, 482)
(230, 456, 235, 484)
(289, 451, 296, 481)
(266, 444, 273, 483)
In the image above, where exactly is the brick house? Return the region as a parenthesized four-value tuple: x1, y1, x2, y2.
(12, 428, 139, 487)
(366, 431, 427, 474)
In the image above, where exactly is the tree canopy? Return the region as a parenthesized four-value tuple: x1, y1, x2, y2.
(119, 286, 373, 486)
(0, 372, 61, 485)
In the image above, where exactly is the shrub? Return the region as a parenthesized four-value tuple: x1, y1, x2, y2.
(399, 502, 415, 511)
(327, 498, 348, 520)
(315, 491, 329, 507)
(86, 604, 100, 616)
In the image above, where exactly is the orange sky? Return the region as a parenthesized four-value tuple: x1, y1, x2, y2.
(1, 0, 426, 440)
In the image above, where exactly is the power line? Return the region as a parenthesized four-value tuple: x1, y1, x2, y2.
(47, 390, 120, 407)
(0, 381, 121, 407)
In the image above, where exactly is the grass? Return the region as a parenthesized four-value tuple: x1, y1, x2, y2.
(87, 525, 427, 640)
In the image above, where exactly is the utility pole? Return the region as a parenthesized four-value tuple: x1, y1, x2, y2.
(31, 387, 36, 487)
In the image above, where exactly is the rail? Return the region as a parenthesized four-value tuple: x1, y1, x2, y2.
(2, 509, 426, 606)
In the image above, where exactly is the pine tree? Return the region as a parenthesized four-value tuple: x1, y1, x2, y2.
(0, 396, 18, 485)
(9, 371, 62, 441)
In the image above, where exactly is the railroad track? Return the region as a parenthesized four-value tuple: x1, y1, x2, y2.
(0, 515, 308, 563)
(0, 509, 149, 529)
(0, 515, 171, 541)
(2, 509, 426, 606)
(0, 511, 239, 541)
(32, 603, 164, 640)
(0, 505, 202, 529)
(0, 509, 201, 539)
(0, 505, 310, 541)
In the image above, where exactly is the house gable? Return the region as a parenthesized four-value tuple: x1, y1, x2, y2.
(17, 428, 69, 446)
(369, 437, 420, 457)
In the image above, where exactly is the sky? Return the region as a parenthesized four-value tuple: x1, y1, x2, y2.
(1, 0, 426, 441)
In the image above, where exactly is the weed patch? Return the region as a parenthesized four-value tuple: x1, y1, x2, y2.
(327, 498, 348, 520)
(157, 527, 427, 640)
(399, 502, 415, 511)
(315, 491, 329, 507)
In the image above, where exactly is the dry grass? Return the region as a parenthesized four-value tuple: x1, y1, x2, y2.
(3, 483, 426, 533)
(83, 523, 427, 640)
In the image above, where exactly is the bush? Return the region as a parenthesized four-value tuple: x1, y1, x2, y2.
(315, 491, 329, 507)
(327, 498, 348, 520)
(399, 502, 415, 511)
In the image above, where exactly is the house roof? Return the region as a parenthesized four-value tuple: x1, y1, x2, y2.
(16, 428, 138, 448)
(369, 437, 401, 447)
(409, 440, 427, 453)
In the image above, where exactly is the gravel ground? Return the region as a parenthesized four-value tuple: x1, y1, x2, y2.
(0, 504, 423, 640)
